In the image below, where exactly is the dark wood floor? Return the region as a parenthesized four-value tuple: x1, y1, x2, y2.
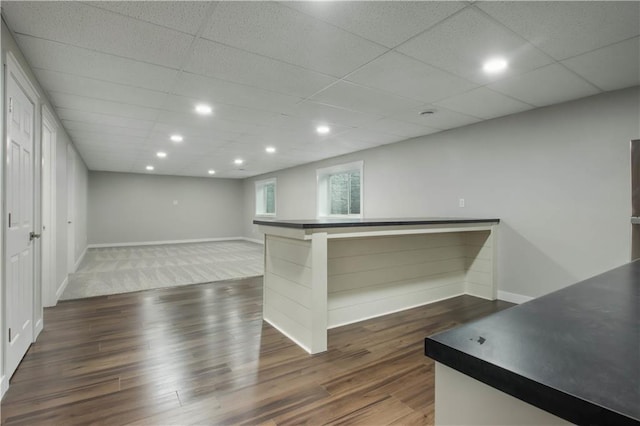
(1, 277, 513, 425)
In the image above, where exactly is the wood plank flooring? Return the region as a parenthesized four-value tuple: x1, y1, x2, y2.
(1, 277, 513, 425)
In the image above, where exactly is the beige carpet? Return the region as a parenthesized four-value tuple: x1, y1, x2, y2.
(61, 240, 264, 300)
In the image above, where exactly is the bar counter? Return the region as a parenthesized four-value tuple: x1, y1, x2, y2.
(254, 217, 500, 354)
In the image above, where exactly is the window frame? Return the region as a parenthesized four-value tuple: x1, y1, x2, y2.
(316, 160, 363, 219)
(255, 177, 277, 217)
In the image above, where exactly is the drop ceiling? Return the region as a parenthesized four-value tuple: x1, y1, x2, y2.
(2, 1, 638, 178)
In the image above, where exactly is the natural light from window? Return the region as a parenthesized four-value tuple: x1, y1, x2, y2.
(317, 161, 363, 218)
(255, 178, 276, 216)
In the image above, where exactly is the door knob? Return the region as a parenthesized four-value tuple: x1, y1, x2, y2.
(29, 231, 41, 241)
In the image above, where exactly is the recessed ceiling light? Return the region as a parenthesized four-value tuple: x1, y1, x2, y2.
(170, 134, 183, 142)
(208, 169, 216, 175)
(234, 158, 244, 165)
(146, 165, 154, 171)
(195, 103, 213, 115)
(266, 146, 276, 153)
(483, 57, 508, 74)
(316, 125, 330, 134)
(156, 151, 167, 158)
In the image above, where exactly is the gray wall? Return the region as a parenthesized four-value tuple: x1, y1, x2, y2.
(88, 171, 244, 245)
(244, 87, 640, 299)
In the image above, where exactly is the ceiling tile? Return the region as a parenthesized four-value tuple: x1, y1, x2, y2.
(3, 1, 194, 68)
(346, 51, 478, 103)
(56, 107, 155, 131)
(67, 130, 148, 147)
(153, 110, 248, 140)
(389, 105, 482, 130)
(147, 125, 236, 151)
(185, 38, 337, 98)
(329, 128, 408, 147)
(201, 1, 387, 77)
(309, 81, 423, 116)
(396, 7, 553, 84)
(259, 113, 353, 135)
(173, 72, 302, 113)
(562, 37, 640, 92)
(234, 120, 352, 152)
(62, 120, 150, 139)
(286, 101, 380, 128)
(283, 1, 466, 48)
(363, 118, 441, 139)
(49, 92, 160, 121)
(16, 35, 178, 91)
(489, 64, 600, 107)
(478, 1, 640, 60)
(146, 130, 230, 150)
(88, 1, 215, 35)
(35, 69, 168, 108)
(159, 94, 282, 127)
(434, 87, 532, 120)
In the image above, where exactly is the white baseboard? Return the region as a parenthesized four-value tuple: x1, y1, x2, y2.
(242, 237, 264, 245)
(35, 318, 44, 339)
(87, 237, 246, 249)
(1, 374, 7, 400)
(498, 290, 533, 304)
(263, 317, 312, 354)
(56, 276, 69, 300)
(73, 245, 88, 272)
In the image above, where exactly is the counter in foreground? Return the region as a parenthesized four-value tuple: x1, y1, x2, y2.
(255, 217, 500, 354)
(425, 261, 640, 425)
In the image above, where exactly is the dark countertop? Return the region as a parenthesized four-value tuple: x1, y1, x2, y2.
(425, 261, 640, 426)
(253, 217, 500, 229)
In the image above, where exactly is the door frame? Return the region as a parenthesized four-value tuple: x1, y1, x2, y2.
(66, 143, 75, 273)
(2, 51, 41, 395)
(41, 105, 57, 307)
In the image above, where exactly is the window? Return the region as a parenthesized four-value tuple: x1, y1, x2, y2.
(317, 161, 363, 218)
(255, 178, 276, 216)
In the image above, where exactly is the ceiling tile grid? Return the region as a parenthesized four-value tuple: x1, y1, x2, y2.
(476, 1, 640, 61)
(200, 1, 388, 78)
(2, 1, 195, 68)
(281, 1, 466, 49)
(395, 7, 555, 85)
(1, 1, 637, 178)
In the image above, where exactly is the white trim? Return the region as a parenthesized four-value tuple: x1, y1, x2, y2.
(87, 236, 247, 249)
(1, 375, 8, 400)
(34, 318, 43, 339)
(74, 245, 87, 272)
(66, 143, 76, 274)
(328, 291, 465, 329)
(55, 276, 69, 301)
(5, 52, 39, 100)
(41, 105, 57, 308)
(263, 317, 312, 354)
(498, 290, 533, 304)
(242, 237, 264, 245)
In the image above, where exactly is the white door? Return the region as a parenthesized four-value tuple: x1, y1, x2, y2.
(5, 65, 36, 379)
